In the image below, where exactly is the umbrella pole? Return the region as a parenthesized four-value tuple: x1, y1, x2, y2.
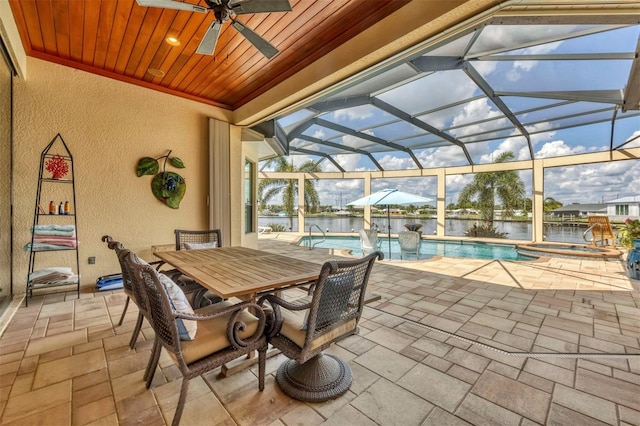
(387, 205, 391, 259)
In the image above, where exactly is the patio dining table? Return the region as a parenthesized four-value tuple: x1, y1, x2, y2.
(154, 246, 321, 301)
(154, 246, 322, 376)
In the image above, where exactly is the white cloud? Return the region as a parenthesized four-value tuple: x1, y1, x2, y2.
(312, 128, 326, 139)
(416, 145, 467, 168)
(377, 154, 417, 170)
(477, 134, 530, 163)
(340, 134, 373, 150)
(544, 159, 640, 204)
(623, 129, 640, 148)
(332, 105, 375, 121)
(291, 155, 313, 168)
(535, 140, 586, 158)
(450, 98, 504, 132)
(334, 153, 371, 171)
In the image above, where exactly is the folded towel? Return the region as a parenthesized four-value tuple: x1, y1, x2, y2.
(31, 274, 79, 288)
(23, 242, 78, 251)
(32, 236, 78, 247)
(32, 224, 75, 232)
(32, 225, 75, 237)
(28, 267, 76, 285)
(32, 229, 76, 237)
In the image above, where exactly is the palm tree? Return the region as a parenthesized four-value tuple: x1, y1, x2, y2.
(544, 196, 563, 213)
(458, 151, 525, 225)
(258, 157, 321, 230)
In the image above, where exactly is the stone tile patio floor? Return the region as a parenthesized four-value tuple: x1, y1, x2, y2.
(1, 237, 639, 425)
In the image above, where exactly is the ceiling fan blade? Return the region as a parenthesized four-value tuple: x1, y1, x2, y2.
(231, 20, 279, 59)
(196, 21, 222, 55)
(230, 0, 292, 14)
(136, 0, 208, 13)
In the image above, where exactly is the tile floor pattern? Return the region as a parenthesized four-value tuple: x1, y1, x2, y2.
(1, 237, 639, 425)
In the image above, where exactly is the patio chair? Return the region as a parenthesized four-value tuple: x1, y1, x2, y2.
(173, 228, 224, 305)
(124, 250, 267, 426)
(259, 251, 383, 402)
(587, 216, 616, 248)
(102, 235, 207, 349)
(404, 223, 423, 235)
(359, 228, 381, 255)
(398, 230, 421, 260)
(174, 228, 222, 250)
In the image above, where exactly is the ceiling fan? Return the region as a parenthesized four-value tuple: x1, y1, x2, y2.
(136, 0, 292, 59)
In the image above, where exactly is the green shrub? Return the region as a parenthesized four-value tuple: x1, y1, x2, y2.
(267, 223, 287, 232)
(619, 218, 640, 248)
(465, 223, 508, 238)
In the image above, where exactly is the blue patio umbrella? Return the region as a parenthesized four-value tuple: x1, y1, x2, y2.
(347, 189, 433, 258)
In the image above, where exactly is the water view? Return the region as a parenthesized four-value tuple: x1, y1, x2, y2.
(258, 217, 591, 244)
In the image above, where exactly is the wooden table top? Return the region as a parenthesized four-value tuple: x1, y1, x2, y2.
(154, 247, 321, 299)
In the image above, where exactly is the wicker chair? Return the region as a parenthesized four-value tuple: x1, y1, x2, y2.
(102, 235, 207, 346)
(359, 229, 381, 255)
(102, 238, 170, 389)
(174, 228, 222, 250)
(124, 250, 267, 426)
(102, 235, 156, 349)
(173, 229, 224, 306)
(259, 251, 383, 402)
(398, 230, 421, 260)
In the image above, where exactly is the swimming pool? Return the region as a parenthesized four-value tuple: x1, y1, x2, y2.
(297, 236, 535, 261)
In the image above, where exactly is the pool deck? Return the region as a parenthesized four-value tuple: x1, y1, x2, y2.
(0, 235, 638, 425)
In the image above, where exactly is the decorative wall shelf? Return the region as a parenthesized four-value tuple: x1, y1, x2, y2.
(26, 134, 80, 305)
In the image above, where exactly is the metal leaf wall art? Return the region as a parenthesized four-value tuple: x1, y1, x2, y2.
(136, 150, 186, 209)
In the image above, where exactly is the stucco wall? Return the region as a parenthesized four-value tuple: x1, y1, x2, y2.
(13, 57, 230, 293)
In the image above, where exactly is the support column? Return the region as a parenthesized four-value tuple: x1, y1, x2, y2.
(209, 119, 231, 244)
(532, 159, 544, 242)
(436, 169, 446, 237)
(364, 173, 371, 229)
(298, 175, 305, 233)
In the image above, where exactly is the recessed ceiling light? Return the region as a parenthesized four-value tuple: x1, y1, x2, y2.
(166, 36, 180, 46)
(147, 68, 165, 77)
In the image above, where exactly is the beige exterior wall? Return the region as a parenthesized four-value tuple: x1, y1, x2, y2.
(12, 57, 231, 292)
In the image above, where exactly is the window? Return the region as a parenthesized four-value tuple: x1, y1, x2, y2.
(615, 204, 629, 216)
(245, 159, 255, 233)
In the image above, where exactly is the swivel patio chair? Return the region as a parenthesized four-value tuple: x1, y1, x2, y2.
(587, 216, 616, 248)
(398, 230, 421, 260)
(259, 251, 383, 402)
(125, 250, 267, 426)
(359, 228, 381, 255)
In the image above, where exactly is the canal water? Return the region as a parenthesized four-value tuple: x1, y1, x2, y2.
(258, 216, 590, 244)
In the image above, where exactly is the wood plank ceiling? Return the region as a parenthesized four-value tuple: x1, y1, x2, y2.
(9, 0, 412, 110)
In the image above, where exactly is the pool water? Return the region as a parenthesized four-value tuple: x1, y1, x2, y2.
(298, 236, 535, 261)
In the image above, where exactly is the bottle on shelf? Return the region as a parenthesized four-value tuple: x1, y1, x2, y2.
(49, 201, 55, 215)
(58, 202, 64, 215)
(64, 201, 70, 215)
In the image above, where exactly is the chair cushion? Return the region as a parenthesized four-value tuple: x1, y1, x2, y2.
(158, 274, 197, 340)
(184, 241, 217, 250)
(279, 307, 357, 351)
(178, 302, 260, 364)
(301, 271, 355, 330)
